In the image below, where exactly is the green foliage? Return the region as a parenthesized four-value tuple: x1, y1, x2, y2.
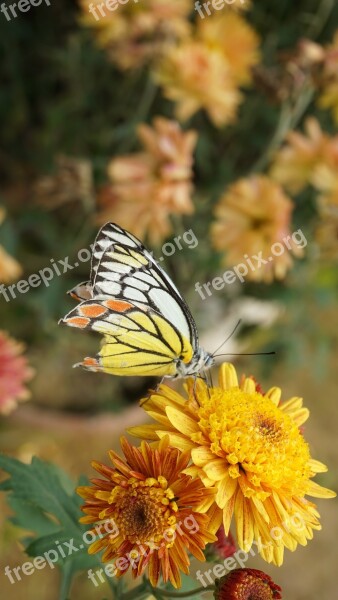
(0, 455, 116, 599)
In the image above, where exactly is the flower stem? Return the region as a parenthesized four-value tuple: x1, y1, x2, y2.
(149, 585, 215, 598)
(121, 583, 215, 600)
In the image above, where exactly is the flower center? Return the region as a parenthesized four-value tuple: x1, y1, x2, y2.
(214, 569, 282, 600)
(110, 476, 178, 545)
(196, 388, 311, 496)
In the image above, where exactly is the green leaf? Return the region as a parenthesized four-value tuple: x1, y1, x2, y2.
(0, 455, 116, 599)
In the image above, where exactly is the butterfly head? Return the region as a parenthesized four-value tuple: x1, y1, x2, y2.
(175, 347, 215, 378)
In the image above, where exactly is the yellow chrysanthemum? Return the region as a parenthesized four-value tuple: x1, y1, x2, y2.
(129, 363, 336, 566)
(77, 436, 216, 588)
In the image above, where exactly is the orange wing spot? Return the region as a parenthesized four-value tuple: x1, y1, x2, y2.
(69, 292, 82, 302)
(66, 316, 90, 328)
(80, 304, 107, 318)
(103, 300, 133, 312)
(83, 357, 99, 367)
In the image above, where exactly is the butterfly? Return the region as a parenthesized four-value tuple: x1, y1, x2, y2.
(59, 223, 214, 378)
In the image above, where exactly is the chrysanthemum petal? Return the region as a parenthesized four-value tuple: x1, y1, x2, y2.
(216, 474, 238, 509)
(308, 459, 328, 473)
(264, 387, 281, 405)
(127, 423, 162, 440)
(156, 431, 196, 452)
(241, 377, 256, 394)
(191, 447, 216, 467)
(235, 493, 254, 551)
(204, 459, 229, 481)
(165, 406, 199, 436)
(307, 480, 336, 498)
(219, 362, 238, 390)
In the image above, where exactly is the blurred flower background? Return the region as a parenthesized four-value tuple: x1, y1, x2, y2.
(0, 1, 337, 599)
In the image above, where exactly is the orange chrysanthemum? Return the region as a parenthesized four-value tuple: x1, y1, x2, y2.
(214, 568, 282, 600)
(0, 208, 22, 284)
(77, 436, 216, 588)
(97, 117, 197, 244)
(211, 175, 303, 282)
(129, 363, 336, 566)
(0, 331, 34, 415)
(79, 0, 191, 70)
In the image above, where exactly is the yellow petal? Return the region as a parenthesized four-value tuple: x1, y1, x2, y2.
(165, 406, 199, 436)
(222, 492, 236, 534)
(216, 473, 238, 509)
(219, 362, 238, 390)
(204, 459, 228, 481)
(191, 446, 216, 467)
(264, 387, 281, 405)
(156, 430, 196, 452)
(127, 424, 161, 440)
(207, 504, 223, 535)
(307, 480, 336, 498)
(241, 378, 256, 394)
(308, 459, 328, 473)
(235, 493, 254, 552)
(291, 407, 310, 426)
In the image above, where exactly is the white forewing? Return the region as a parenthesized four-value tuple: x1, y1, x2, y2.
(86, 223, 199, 349)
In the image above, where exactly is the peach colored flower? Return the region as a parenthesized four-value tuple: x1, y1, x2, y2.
(0, 331, 34, 415)
(154, 11, 259, 127)
(154, 40, 241, 127)
(0, 208, 22, 284)
(270, 118, 331, 194)
(97, 117, 197, 245)
(197, 11, 260, 86)
(211, 175, 303, 282)
(79, 0, 191, 70)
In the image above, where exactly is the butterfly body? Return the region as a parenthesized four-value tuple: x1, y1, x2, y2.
(60, 223, 214, 379)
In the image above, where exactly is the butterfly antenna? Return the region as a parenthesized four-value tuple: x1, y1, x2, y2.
(215, 351, 276, 358)
(212, 319, 242, 357)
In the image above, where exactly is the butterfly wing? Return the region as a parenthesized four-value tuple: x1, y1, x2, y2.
(87, 223, 199, 352)
(68, 281, 93, 302)
(60, 298, 193, 377)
